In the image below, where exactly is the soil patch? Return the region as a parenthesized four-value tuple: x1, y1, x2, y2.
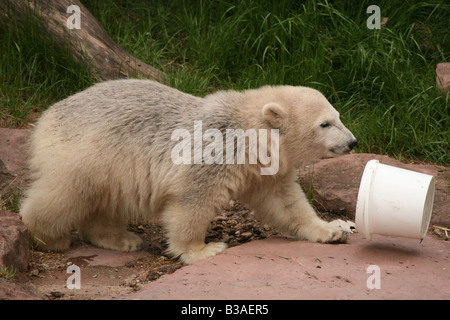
(26, 200, 279, 300)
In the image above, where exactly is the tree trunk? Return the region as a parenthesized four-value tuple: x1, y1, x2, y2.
(2, 0, 164, 81)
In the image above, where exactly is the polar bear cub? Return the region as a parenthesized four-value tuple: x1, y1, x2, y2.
(20, 80, 357, 264)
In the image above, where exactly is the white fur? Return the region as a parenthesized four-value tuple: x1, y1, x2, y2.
(20, 80, 356, 264)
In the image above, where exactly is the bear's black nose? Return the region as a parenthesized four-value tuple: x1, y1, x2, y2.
(348, 139, 358, 150)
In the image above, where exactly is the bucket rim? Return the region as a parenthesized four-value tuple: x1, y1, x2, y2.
(355, 159, 380, 241)
(420, 176, 435, 239)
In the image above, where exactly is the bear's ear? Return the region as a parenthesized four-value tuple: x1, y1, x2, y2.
(262, 102, 287, 129)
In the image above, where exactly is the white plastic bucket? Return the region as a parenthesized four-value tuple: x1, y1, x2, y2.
(355, 160, 435, 241)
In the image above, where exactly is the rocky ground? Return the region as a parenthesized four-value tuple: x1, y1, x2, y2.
(1, 200, 278, 300)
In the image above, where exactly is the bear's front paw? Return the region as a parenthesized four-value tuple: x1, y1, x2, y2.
(299, 221, 348, 243)
(178, 242, 227, 265)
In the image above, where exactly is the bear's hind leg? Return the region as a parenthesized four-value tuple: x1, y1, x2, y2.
(20, 182, 74, 251)
(78, 212, 142, 252)
(162, 202, 227, 265)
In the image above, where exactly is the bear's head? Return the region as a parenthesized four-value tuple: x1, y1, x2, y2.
(261, 86, 357, 167)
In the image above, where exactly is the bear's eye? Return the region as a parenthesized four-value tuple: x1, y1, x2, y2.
(320, 122, 330, 128)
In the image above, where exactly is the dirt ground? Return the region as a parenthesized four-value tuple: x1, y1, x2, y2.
(26, 200, 280, 300)
(25, 198, 448, 300)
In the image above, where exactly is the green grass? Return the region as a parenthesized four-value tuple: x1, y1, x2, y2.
(0, 0, 448, 164)
(0, 265, 16, 280)
(0, 3, 95, 127)
(0, 187, 22, 213)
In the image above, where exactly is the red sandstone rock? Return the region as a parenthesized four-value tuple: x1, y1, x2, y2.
(0, 210, 30, 272)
